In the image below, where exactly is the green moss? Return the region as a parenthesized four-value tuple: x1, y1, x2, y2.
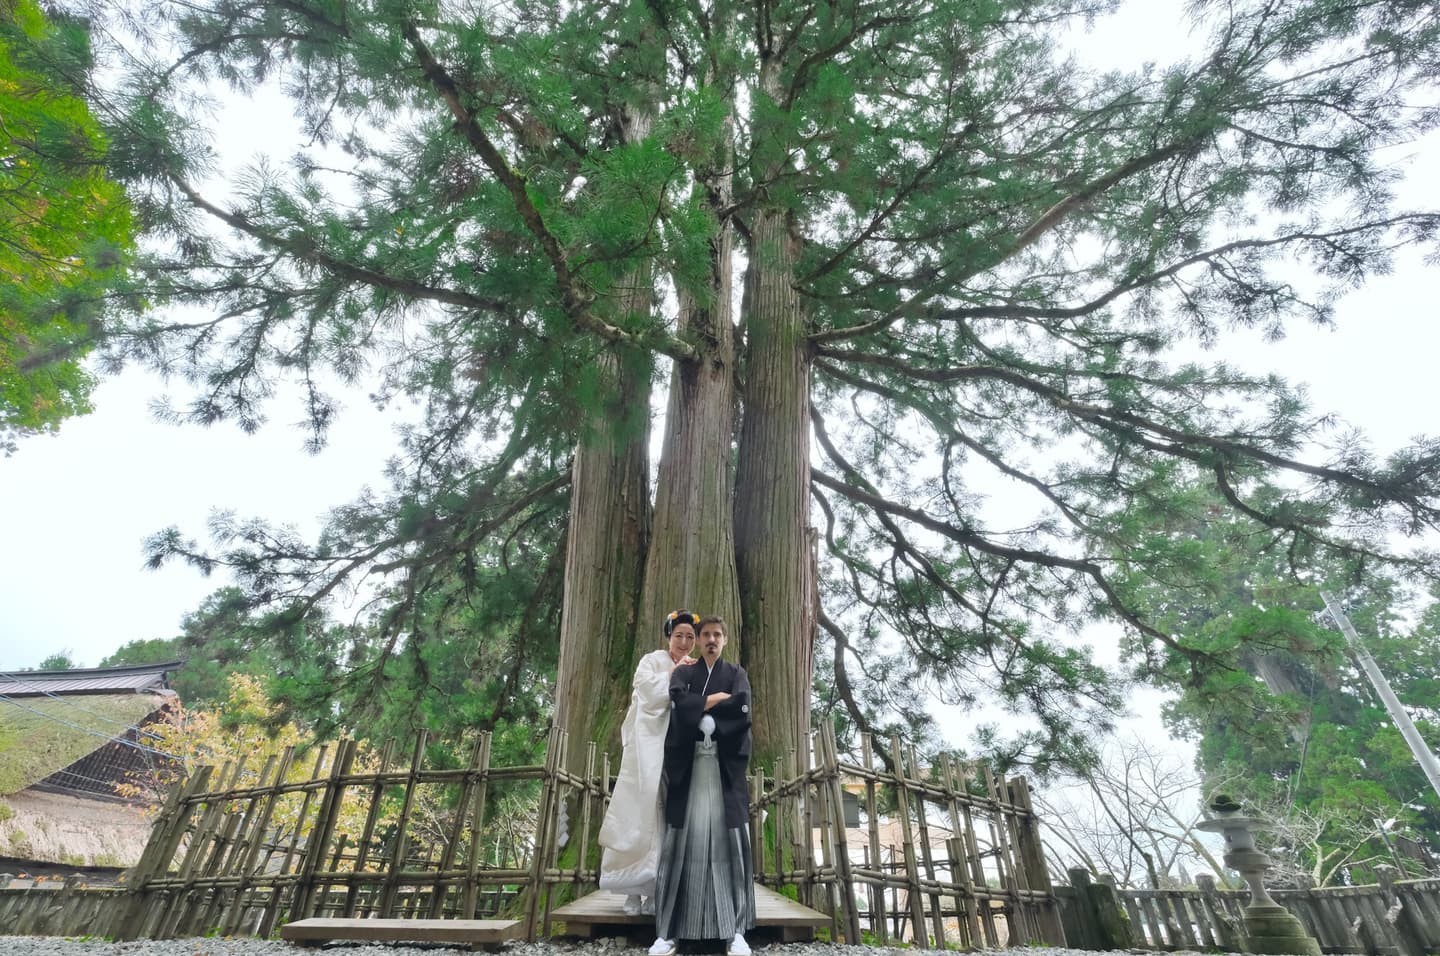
(0, 695, 163, 795)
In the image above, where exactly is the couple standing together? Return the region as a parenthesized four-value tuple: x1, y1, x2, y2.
(597, 610, 756, 956)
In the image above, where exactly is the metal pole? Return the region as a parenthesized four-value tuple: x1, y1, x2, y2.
(1320, 590, 1440, 803)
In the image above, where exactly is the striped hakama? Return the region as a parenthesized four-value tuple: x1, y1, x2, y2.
(653, 740, 756, 940)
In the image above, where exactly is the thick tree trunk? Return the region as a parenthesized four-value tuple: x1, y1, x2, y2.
(636, 243, 740, 655)
(553, 7, 664, 770)
(734, 201, 816, 770)
(636, 77, 741, 661)
(553, 345, 651, 768)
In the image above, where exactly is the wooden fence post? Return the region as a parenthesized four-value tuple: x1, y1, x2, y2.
(523, 726, 561, 941)
(289, 738, 357, 923)
(1055, 868, 1100, 949)
(819, 723, 863, 943)
(1197, 875, 1241, 951)
(1394, 878, 1440, 953)
(1008, 776, 1067, 946)
(889, 736, 930, 945)
(113, 765, 215, 940)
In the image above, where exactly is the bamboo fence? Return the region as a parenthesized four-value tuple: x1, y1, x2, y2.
(4, 724, 1066, 945)
(750, 724, 1066, 948)
(1110, 872, 1440, 956)
(101, 726, 593, 941)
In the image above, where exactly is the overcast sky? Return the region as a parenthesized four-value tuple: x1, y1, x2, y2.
(2, 2, 1437, 712)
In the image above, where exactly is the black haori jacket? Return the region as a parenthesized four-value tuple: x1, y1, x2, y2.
(662, 657, 752, 829)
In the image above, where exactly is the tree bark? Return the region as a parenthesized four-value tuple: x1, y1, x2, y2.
(550, 1, 668, 771)
(636, 66, 741, 661)
(636, 244, 740, 658)
(553, 43, 659, 766)
(553, 345, 651, 768)
(734, 203, 816, 769)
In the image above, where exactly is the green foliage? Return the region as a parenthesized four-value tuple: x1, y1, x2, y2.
(1096, 474, 1440, 882)
(72, 0, 1440, 774)
(35, 650, 76, 670)
(102, 588, 274, 708)
(104, 572, 555, 766)
(0, 0, 133, 447)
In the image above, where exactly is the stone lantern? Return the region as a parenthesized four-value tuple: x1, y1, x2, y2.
(1196, 795, 1321, 956)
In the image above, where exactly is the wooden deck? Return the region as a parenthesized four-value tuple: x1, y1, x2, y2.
(552, 885, 829, 941)
(280, 917, 522, 949)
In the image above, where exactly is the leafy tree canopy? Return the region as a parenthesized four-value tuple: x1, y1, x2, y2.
(0, 0, 134, 448)
(68, 0, 1440, 770)
(1096, 473, 1440, 882)
(105, 583, 554, 766)
(35, 649, 76, 670)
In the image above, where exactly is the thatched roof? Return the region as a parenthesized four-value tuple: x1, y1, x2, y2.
(0, 693, 168, 796)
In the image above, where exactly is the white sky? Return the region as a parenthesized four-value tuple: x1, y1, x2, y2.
(2, 1, 1438, 723)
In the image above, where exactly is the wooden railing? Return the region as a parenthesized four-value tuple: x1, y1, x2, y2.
(105, 727, 587, 941)
(750, 724, 1065, 948)
(0, 876, 122, 937)
(3, 725, 1065, 945)
(1098, 872, 1440, 955)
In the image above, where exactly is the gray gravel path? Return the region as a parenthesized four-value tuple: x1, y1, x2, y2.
(0, 940, 1234, 956)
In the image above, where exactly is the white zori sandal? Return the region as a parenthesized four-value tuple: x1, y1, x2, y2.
(623, 894, 643, 916)
(728, 933, 751, 956)
(648, 938, 677, 956)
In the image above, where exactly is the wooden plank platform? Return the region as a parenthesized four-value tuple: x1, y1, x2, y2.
(280, 917, 522, 949)
(553, 885, 829, 941)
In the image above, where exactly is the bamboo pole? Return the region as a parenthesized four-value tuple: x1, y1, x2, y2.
(377, 734, 428, 919)
(289, 738, 357, 922)
(812, 733, 840, 940)
(430, 736, 486, 918)
(257, 745, 330, 937)
(820, 725, 863, 943)
(523, 726, 561, 941)
(158, 758, 243, 938)
(959, 780, 1000, 947)
(889, 736, 930, 945)
(187, 770, 253, 935)
(797, 746, 815, 910)
(113, 765, 215, 939)
(218, 749, 290, 936)
(458, 730, 493, 918)
(343, 737, 396, 917)
(772, 756, 785, 886)
(861, 734, 887, 944)
(750, 767, 766, 885)
(540, 729, 569, 937)
(941, 755, 984, 948)
(574, 740, 598, 889)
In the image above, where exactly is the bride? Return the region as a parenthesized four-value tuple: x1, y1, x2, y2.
(597, 609, 698, 914)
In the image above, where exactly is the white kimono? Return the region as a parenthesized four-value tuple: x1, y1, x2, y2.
(598, 648, 676, 894)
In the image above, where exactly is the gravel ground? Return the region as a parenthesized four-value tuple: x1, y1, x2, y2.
(0, 940, 1236, 956)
